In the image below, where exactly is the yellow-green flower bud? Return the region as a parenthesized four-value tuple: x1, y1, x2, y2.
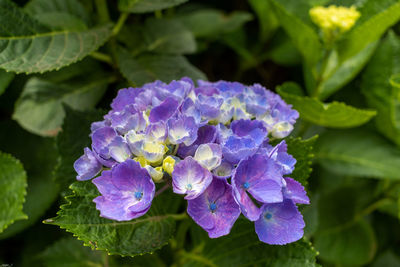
(162, 156, 176, 175)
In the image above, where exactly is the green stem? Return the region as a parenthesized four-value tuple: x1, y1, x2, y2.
(172, 144, 180, 155)
(112, 12, 129, 36)
(169, 213, 188, 221)
(95, 0, 111, 23)
(90, 51, 114, 65)
(155, 10, 163, 18)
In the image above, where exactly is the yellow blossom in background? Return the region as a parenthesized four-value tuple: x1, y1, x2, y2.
(162, 156, 176, 175)
(310, 5, 361, 43)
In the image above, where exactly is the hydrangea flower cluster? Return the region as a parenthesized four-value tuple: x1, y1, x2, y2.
(74, 77, 309, 245)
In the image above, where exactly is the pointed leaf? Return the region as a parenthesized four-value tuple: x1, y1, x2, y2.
(0, 152, 27, 233)
(316, 129, 400, 180)
(0, 0, 112, 74)
(278, 82, 376, 127)
(0, 69, 14, 96)
(362, 31, 400, 146)
(119, 0, 188, 13)
(286, 135, 317, 187)
(48, 181, 181, 256)
(118, 50, 206, 86)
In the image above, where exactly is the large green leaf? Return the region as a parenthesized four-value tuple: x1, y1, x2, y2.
(269, 0, 322, 67)
(0, 120, 59, 239)
(286, 135, 318, 187)
(25, 0, 89, 30)
(338, 0, 400, 61)
(362, 31, 400, 146)
(119, 0, 188, 13)
(13, 60, 113, 136)
(317, 41, 379, 100)
(314, 186, 377, 266)
(40, 237, 106, 267)
(180, 220, 318, 267)
(174, 9, 253, 39)
(0, 152, 27, 233)
(118, 50, 207, 86)
(0, 69, 14, 96)
(143, 18, 196, 54)
(48, 181, 182, 256)
(316, 129, 400, 180)
(278, 82, 376, 127)
(55, 107, 104, 190)
(0, 0, 112, 74)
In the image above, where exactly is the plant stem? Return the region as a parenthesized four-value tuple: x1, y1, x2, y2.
(155, 183, 171, 197)
(169, 213, 188, 221)
(112, 12, 129, 36)
(90, 51, 114, 65)
(95, 0, 111, 23)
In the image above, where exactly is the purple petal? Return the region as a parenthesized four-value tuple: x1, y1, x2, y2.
(74, 148, 102, 181)
(172, 157, 213, 200)
(194, 143, 222, 171)
(283, 177, 309, 204)
(195, 94, 223, 120)
(212, 160, 234, 179)
(255, 199, 305, 245)
(267, 140, 296, 175)
(149, 97, 179, 123)
(111, 87, 144, 111)
(187, 179, 241, 238)
(177, 125, 217, 158)
(92, 159, 155, 221)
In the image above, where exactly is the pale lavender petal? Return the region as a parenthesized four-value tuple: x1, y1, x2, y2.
(167, 115, 198, 146)
(177, 125, 217, 158)
(74, 148, 102, 181)
(149, 97, 179, 123)
(172, 157, 212, 200)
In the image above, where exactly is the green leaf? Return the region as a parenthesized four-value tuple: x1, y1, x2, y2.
(143, 18, 196, 54)
(362, 31, 400, 146)
(47, 181, 181, 256)
(25, 0, 89, 30)
(40, 237, 106, 267)
(338, 0, 400, 62)
(0, 152, 27, 233)
(249, 0, 279, 41)
(119, 0, 188, 13)
(315, 187, 377, 266)
(13, 60, 113, 136)
(55, 107, 104, 190)
(180, 220, 318, 267)
(0, 120, 59, 239)
(0, 0, 112, 74)
(286, 135, 318, 187)
(0, 69, 14, 96)
(174, 9, 253, 39)
(118, 50, 207, 86)
(278, 82, 376, 127)
(316, 129, 400, 180)
(315, 219, 376, 265)
(317, 40, 379, 100)
(269, 0, 322, 67)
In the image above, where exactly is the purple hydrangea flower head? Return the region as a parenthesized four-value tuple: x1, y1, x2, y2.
(172, 157, 212, 200)
(74, 147, 102, 181)
(194, 143, 222, 171)
(92, 159, 155, 221)
(167, 115, 198, 146)
(187, 178, 241, 238)
(283, 177, 309, 204)
(254, 199, 305, 245)
(232, 153, 283, 221)
(75, 77, 305, 245)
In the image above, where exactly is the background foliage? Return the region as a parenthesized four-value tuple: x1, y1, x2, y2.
(0, 0, 400, 266)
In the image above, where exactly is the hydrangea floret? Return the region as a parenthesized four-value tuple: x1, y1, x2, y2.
(74, 77, 309, 245)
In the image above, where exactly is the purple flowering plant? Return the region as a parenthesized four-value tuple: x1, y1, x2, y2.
(73, 77, 309, 245)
